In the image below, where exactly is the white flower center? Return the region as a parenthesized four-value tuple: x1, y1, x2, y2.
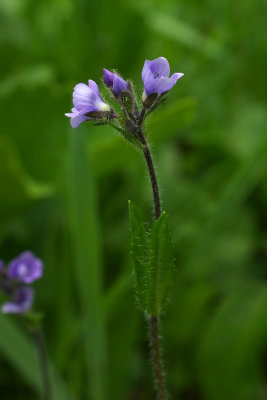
(142, 91, 147, 102)
(18, 263, 28, 276)
(98, 102, 111, 112)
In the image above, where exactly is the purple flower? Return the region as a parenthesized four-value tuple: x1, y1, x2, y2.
(0, 260, 4, 271)
(142, 57, 184, 99)
(2, 287, 34, 314)
(8, 251, 43, 284)
(65, 80, 111, 128)
(103, 69, 129, 99)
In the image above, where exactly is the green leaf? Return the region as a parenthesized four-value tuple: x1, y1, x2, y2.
(128, 200, 149, 310)
(147, 212, 175, 316)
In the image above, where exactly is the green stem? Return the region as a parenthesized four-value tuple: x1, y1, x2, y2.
(138, 128, 168, 399)
(32, 327, 52, 400)
(149, 315, 168, 400)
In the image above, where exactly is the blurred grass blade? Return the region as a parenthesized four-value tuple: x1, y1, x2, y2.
(0, 315, 72, 400)
(67, 128, 107, 400)
(147, 212, 175, 316)
(145, 11, 224, 60)
(198, 287, 267, 400)
(0, 137, 53, 219)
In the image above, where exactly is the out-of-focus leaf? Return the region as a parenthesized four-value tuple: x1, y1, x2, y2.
(0, 315, 72, 400)
(198, 286, 267, 400)
(0, 137, 53, 219)
(146, 97, 196, 143)
(0, 65, 55, 99)
(132, 4, 225, 60)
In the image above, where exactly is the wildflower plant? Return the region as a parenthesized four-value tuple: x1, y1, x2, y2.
(66, 56, 184, 399)
(0, 252, 52, 400)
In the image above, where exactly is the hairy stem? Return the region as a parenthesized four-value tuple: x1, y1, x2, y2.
(149, 316, 168, 400)
(138, 128, 167, 399)
(143, 145, 161, 219)
(138, 130, 161, 220)
(32, 328, 52, 400)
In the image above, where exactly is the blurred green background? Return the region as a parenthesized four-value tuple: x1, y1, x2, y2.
(1, 0, 267, 399)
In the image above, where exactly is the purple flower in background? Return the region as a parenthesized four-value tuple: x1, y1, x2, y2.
(8, 251, 43, 284)
(2, 287, 34, 314)
(65, 80, 111, 128)
(103, 69, 129, 99)
(0, 260, 4, 272)
(142, 57, 184, 100)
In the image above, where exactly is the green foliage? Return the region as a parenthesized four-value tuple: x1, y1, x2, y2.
(129, 202, 175, 316)
(147, 212, 175, 316)
(198, 287, 267, 400)
(1, 0, 267, 398)
(0, 315, 72, 400)
(128, 200, 149, 310)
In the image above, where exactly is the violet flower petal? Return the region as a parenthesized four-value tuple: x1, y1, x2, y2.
(142, 57, 184, 97)
(113, 74, 128, 97)
(147, 57, 170, 77)
(8, 251, 43, 284)
(103, 68, 114, 87)
(2, 287, 34, 314)
(72, 82, 110, 112)
(141, 60, 154, 89)
(72, 83, 100, 111)
(88, 79, 102, 99)
(65, 107, 93, 128)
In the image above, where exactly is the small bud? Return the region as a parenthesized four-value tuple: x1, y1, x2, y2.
(103, 68, 129, 100)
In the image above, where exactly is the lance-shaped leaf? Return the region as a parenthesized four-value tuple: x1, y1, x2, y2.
(128, 201, 149, 310)
(147, 212, 175, 316)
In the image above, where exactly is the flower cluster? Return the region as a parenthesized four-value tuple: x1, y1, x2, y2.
(65, 57, 184, 135)
(0, 251, 43, 314)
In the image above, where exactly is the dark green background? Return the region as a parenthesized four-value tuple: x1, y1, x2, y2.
(1, 0, 267, 398)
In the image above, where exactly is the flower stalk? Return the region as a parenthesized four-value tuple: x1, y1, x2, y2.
(66, 56, 184, 400)
(137, 121, 167, 400)
(31, 326, 52, 400)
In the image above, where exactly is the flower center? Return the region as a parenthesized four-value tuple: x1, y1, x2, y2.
(18, 263, 28, 276)
(153, 71, 160, 79)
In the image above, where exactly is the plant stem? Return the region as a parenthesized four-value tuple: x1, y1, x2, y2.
(149, 315, 168, 400)
(143, 145, 161, 220)
(138, 129, 167, 399)
(32, 327, 52, 400)
(138, 130, 161, 220)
